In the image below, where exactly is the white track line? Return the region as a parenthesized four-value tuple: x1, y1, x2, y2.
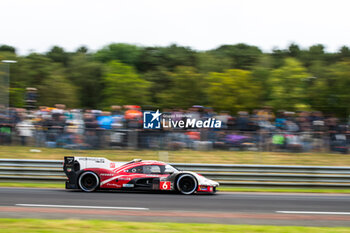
(16, 204, 149, 210)
(277, 211, 350, 215)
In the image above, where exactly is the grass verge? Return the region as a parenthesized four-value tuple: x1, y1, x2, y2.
(0, 219, 350, 233)
(1, 145, 350, 166)
(0, 182, 64, 189)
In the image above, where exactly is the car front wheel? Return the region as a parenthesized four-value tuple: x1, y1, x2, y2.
(176, 174, 197, 195)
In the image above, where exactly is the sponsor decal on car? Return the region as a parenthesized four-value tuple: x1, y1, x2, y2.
(123, 184, 134, 188)
(100, 173, 114, 176)
(78, 158, 105, 163)
(198, 186, 213, 192)
(118, 177, 131, 181)
(66, 157, 74, 163)
(105, 183, 121, 188)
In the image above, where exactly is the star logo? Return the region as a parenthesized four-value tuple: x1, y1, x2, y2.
(150, 109, 162, 122)
(143, 109, 162, 129)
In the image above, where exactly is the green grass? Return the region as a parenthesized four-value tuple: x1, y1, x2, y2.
(0, 182, 64, 189)
(0, 219, 349, 233)
(1, 145, 350, 166)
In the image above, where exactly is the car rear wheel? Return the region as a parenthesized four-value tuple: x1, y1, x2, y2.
(78, 171, 99, 192)
(176, 174, 197, 195)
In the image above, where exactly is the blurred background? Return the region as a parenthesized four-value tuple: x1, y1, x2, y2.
(1, 43, 350, 153)
(1, 0, 350, 155)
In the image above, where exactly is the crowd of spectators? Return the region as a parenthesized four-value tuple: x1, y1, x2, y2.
(0, 104, 349, 153)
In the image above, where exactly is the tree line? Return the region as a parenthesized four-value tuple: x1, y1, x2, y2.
(1, 43, 350, 116)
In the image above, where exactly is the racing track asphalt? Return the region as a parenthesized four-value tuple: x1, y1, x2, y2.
(1, 187, 350, 226)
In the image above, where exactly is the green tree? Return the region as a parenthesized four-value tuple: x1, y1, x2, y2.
(142, 67, 171, 105)
(161, 44, 197, 71)
(67, 54, 103, 108)
(101, 61, 150, 108)
(195, 52, 231, 73)
(0, 45, 16, 54)
(136, 44, 196, 72)
(337, 46, 350, 61)
(271, 47, 288, 68)
(297, 44, 326, 68)
(76, 46, 89, 54)
(9, 87, 25, 107)
(136, 47, 163, 72)
(38, 65, 79, 107)
(211, 43, 262, 70)
(309, 61, 350, 116)
(46, 46, 69, 66)
(268, 58, 310, 110)
(95, 43, 141, 66)
(207, 69, 261, 112)
(288, 43, 301, 57)
(158, 66, 205, 109)
(252, 55, 273, 105)
(20, 53, 53, 86)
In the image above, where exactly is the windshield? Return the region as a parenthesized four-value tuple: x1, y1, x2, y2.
(128, 164, 178, 174)
(164, 164, 178, 174)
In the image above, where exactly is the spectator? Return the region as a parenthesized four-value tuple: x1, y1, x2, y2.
(97, 112, 113, 130)
(16, 117, 34, 146)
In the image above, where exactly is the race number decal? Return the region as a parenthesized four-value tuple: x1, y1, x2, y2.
(160, 181, 171, 190)
(110, 163, 115, 168)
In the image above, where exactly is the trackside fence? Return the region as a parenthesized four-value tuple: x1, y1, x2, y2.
(1, 159, 350, 188)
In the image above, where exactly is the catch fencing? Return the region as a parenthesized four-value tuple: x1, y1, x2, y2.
(1, 159, 350, 188)
(4, 126, 349, 153)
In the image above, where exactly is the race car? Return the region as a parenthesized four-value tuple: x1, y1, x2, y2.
(63, 156, 219, 195)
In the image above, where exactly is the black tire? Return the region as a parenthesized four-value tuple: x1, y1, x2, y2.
(78, 171, 99, 192)
(176, 174, 197, 195)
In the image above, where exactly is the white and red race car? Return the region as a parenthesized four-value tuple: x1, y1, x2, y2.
(63, 157, 219, 195)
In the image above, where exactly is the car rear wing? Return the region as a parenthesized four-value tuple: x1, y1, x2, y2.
(64, 156, 125, 172)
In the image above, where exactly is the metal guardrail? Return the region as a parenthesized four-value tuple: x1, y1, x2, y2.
(1, 159, 350, 188)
